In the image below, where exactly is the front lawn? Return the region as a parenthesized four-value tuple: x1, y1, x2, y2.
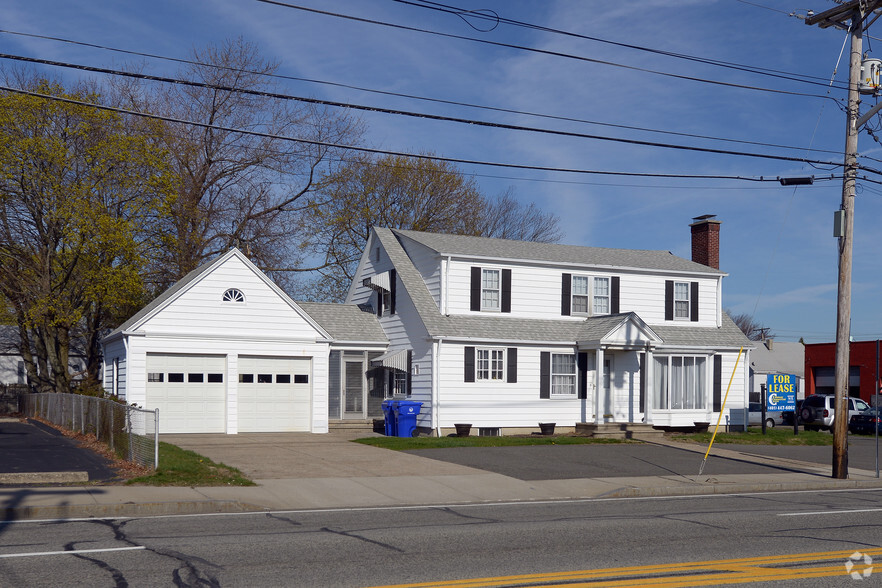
(671, 427, 835, 446)
(126, 442, 255, 486)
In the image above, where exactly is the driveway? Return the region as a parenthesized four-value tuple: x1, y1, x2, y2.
(160, 431, 485, 480)
(0, 417, 119, 483)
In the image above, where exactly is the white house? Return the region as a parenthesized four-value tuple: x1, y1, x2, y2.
(346, 216, 752, 434)
(105, 216, 752, 435)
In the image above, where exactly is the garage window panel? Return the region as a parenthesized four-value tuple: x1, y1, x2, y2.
(188, 373, 204, 383)
(148, 373, 164, 383)
(276, 374, 291, 384)
(258, 374, 273, 383)
(295, 374, 309, 383)
(169, 373, 184, 383)
(239, 374, 254, 383)
(207, 373, 223, 383)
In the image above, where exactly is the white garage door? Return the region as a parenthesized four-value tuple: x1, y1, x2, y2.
(146, 354, 226, 434)
(238, 356, 311, 432)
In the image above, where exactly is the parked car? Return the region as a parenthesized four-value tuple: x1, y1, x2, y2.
(781, 399, 804, 427)
(748, 402, 784, 428)
(799, 394, 871, 431)
(849, 407, 882, 435)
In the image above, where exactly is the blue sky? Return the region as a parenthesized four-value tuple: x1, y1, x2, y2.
(3, 0, 880, 343)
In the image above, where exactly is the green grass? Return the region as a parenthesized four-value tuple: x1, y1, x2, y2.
(670, 426, 835, 446)
(354, 434, 633, 450)
(126, 442, 255, 486)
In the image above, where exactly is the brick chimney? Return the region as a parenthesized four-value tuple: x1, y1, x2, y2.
(690, 215, 721, 269)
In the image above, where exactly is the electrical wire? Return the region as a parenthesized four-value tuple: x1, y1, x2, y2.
(0, 52, 858, 171)
(0, 29, 845, 157)
(0, 84, 819, 183)
(393, 0, 846, 89)
(253, 0, 841, 100)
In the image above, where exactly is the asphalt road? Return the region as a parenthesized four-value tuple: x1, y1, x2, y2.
(1, 487, 880, 586)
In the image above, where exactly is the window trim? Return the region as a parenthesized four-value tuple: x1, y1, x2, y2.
(569, 275, 613, 317)
(481, 268, 502, 312)
(653, 354, 709, 411)
(222, 288, 245, 303)
(673, 281, 691, 320)
(476, 347, 505, 381)
(550, 353, 577, 396)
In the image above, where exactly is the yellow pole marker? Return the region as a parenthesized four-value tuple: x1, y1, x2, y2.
(700, 346, 743, 475)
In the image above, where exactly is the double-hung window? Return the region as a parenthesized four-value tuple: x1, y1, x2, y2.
(482, 269, 501, 311)
(674, 282, 690, 319)
(593, 277, 610, 315)
(653, 355, 707, 410)
(477, 348, 504, 381)
(572, 276, 589, 314)
(551, 353, 576, 396)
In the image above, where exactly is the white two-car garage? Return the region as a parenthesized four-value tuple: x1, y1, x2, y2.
(145, 353, 312, 434)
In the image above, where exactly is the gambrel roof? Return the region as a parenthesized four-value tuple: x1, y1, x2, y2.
(393, 228, 726, 275)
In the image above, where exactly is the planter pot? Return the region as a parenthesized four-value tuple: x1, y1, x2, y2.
(454, 423, 472, 437)
(539, 422, 556, 435)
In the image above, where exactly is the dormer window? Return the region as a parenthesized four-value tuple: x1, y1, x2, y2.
(223, 288, 245, 303)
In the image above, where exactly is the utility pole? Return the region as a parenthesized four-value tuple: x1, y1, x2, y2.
(805, 0, 882, 479)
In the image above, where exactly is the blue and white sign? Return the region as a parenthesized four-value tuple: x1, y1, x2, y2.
(766, 374, 797, 411)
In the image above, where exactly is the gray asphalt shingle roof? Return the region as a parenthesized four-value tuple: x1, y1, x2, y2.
(374, 227, 751, 348)
(297, 302, 388, 344)
(393, 228, 725, 275)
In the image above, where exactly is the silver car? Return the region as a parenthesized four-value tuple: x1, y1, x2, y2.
(749, 402, 784, 428)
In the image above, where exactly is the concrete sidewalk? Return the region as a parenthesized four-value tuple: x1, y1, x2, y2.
(2, 429, 882, 521)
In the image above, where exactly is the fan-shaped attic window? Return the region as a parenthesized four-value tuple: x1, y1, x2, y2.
(223, 288, 245, 303)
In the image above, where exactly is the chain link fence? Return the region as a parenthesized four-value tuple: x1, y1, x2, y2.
(22, 393, 159, 469)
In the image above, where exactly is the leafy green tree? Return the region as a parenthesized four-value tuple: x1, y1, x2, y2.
(298, 153, 562, 301)
(0, 77, 174, 392)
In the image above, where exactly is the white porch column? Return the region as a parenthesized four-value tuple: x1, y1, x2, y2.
(644, 345, 653, 425)
(594, 347, 605, 425)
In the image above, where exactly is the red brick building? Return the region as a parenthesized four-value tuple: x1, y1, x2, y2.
(804, 340, 882, 404)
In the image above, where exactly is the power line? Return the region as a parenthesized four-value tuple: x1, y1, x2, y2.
(0, 84, 814, 183)
(253, 0, 841, 100)
(0, 29, 845, 157)
(0, 52, 857, 171)
(393, 0, 846, 89)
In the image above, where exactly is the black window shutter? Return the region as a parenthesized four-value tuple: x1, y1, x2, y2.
(502, 269, 512, 313)
(713, 355, 722, 412)
(690, 281, 699, 322)
(470, 267, 481, 311)
(376, 290, 383, 317)
(611, 276, 620, 314)
(464, 346, 476, 382)
(664, 280, 674, 321)
(406, 349, 412, 395)
(561, 273, 572, 316)
(540, 352, 551, 399)
(390, 269, 397, 315)
(577, 352, 588, 399)
(507, 348, 517, 383)
(639, 353, 645, 413)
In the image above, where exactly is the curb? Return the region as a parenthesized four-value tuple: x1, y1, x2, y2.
(598, 477, 882, 499)
(0, 471, 89, 485)
(2, 500, 259, 521)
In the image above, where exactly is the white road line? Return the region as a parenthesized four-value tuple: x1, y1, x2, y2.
(780, 508, 882, 516)
(0, 546, 146, 559)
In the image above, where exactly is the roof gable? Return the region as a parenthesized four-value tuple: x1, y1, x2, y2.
(105, 248, 330, 341)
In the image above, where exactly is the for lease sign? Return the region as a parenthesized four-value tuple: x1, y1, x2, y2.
(766, 374, 797, 411)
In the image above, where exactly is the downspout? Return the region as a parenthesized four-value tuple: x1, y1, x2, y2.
(433, 338, 443, 436)
(444, 255, 451, 316)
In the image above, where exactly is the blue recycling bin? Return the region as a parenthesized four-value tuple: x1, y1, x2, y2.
(381, 400, 399, 436)
(395, 400, 423, 437)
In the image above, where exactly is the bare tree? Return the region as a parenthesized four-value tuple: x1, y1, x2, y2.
(117, 38, 363, 291)
(728, 310, 772, 341)
(297, 153, 561, 301)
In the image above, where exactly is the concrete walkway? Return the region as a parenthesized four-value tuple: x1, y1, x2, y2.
(2, 428, 882, 521)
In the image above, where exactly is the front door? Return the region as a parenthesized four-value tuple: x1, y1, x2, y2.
(344, 359, 365, 419)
